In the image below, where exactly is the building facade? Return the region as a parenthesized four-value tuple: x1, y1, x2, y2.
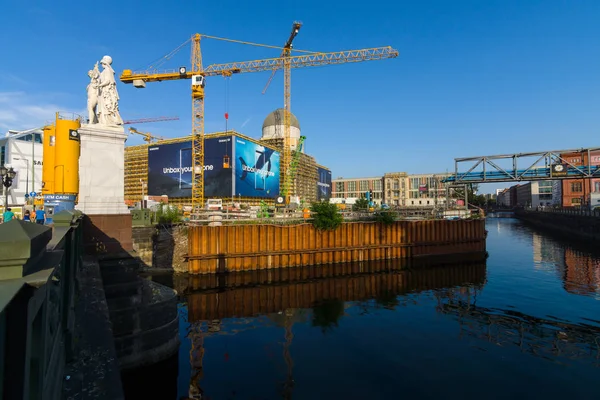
(332, 172, 452, 207)
(332, 176, 384, 205)
(405, 173, 450, 207)
(560, 150, 600, 207)
(0, 130, 44, 205)
(383, 172, 407, 206)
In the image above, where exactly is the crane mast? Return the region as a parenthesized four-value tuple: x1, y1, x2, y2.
(262, 22, 303, 201)
(120, 32, 399, 210)
(191, 34, 205, 211)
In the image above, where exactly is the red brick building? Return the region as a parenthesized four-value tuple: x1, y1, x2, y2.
(560, 150, 600, 207)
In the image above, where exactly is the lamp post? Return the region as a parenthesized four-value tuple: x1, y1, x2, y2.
(13, 158, 29, 204)
(0, 165, 17, 208)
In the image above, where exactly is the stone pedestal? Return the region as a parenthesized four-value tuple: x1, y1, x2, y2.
(77, 124, 130, 215)
(77, 124, 133, 253)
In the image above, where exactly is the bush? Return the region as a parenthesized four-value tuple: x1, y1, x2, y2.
(155, 203, 180, 224)
(353, 198, 369, 211)
(310, 202, 343, 231)
(374, 210, 397, 225)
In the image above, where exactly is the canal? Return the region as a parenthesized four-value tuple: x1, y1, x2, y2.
(123, 218, 600, 399)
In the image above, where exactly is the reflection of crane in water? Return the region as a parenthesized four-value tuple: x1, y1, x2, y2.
(282, 310, 295, 400)
(437, 297, 600, 367)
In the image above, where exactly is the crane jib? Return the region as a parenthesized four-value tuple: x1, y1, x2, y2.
(119, 47, 399, 84)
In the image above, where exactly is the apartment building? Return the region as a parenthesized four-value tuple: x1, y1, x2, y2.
(333, 172, 451, 207)
(383, 172, 407, 206)
(405, 173, 451, 207)
(332, 176, 384, 205)
(560, 150, 600, 207)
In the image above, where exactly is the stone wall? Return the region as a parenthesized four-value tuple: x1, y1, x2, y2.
(131, 225, 188, 273)
(131, 227, 155, 267)
(515, 209, 600, 242)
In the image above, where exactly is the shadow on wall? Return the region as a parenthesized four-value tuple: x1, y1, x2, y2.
(77, 214, 180, 377)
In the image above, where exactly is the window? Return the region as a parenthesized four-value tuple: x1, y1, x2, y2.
(595, 182, 600, 192)
(572, 198, 581, 204)
(335, 182, 344, 193)
(372, 180, 382, 191)
(571, 182, 583, 192)
(0, 146, 4, 165)
(393, 181, 399, 190)
(16, 133, 42, 143)
(539, 194, 553, 200)
(411, 200, 414, 205)
(347, 181, 356, 192)
(359, 180, 368, 191)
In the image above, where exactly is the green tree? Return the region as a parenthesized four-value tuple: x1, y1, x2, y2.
(310, 202, 343, 231)
(353, 198, 369, 211)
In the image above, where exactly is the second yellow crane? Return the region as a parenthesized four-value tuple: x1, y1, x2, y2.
(120, 30, 399, 210)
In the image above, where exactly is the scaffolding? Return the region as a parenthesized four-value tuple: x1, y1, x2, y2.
(261, 138, 319, 204)
(124, 130, 322, 206)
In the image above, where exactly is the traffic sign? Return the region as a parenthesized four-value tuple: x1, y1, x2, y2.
(24, 193, 29, 199)
(29, 192, 36, 198)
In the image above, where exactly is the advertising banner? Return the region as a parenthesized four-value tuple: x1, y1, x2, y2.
(148, 137, 233, 198)
(317, 167, 332, 201)
(204, 136, 233, 197)
(233, 137, 280, 198)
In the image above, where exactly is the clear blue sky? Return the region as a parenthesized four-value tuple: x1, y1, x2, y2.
(1, 0, 599, 194)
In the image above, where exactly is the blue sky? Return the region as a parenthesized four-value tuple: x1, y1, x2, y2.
(1, 0, 599, 194)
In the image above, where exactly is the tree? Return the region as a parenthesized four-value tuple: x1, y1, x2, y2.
(353, 198, 369, 211)
(310, 202, 343, 231)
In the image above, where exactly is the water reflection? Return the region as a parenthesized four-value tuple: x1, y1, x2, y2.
(491, 218, 600, 298)
(439, 301, 600, 368)
(178, 260, 486, 399)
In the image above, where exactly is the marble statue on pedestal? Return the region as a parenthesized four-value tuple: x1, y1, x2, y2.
(86, 55, 123, 126)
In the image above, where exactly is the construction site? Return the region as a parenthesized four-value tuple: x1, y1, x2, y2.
(124, 109, 329, 207)
(117, 22, 398, 213)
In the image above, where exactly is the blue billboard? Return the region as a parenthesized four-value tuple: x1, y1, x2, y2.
(233, 137, 280, 198)
(147, 136, 233, 198)
(317, 167, 332, 201)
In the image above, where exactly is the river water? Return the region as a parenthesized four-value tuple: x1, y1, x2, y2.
(125, 218, 600, 400)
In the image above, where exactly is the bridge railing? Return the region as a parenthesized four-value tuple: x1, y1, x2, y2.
(0, 211, 83, 400)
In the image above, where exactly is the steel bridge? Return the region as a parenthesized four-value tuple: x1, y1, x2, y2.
(443, 147, 600, 184)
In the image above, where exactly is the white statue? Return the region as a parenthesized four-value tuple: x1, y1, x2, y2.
(95, 55, 123, 126)
(86, 62, 100, 123)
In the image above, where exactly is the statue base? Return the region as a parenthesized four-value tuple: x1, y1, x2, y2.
(77, 123, 132, 253)
(76, 123, 129, 215)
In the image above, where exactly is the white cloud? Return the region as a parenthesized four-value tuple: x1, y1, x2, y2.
(0, 92, 75, 131)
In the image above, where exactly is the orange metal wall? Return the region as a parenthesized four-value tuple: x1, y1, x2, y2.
(187, 220, 487, 274)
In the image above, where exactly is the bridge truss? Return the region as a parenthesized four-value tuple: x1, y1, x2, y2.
(443, 147, 600, 184)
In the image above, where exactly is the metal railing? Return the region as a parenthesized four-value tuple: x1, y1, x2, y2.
(0, 213, 82, 400)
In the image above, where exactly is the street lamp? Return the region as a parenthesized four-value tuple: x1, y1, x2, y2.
(0, 166, 16, 208)
(13, 158, 29, 204)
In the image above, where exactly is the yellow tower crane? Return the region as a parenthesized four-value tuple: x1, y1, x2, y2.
(120, 34, 398, 210)
(127, 127, 165, 143)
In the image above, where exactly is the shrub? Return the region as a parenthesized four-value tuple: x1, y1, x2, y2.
(374, 210, 397, 225)
(310, 202, 343, 231)
(353, 198, 369, 211)
(155, 203, 180, 224)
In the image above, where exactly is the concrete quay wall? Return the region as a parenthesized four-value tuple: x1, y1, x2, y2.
(515, 209, 600, 242)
